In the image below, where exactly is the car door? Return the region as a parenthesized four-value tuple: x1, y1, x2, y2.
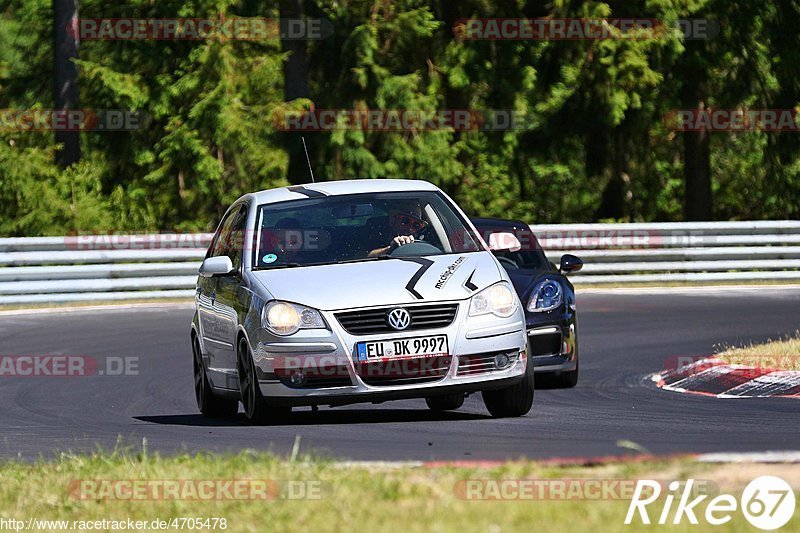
(211, 204, 248, 372)
(197, 207, 239, 370)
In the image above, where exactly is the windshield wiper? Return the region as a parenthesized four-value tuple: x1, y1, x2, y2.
(332, 255, 396, 265)
(254, 262, 304, 270)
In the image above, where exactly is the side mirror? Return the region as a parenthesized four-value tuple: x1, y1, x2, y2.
(559, 254, 583, 275)
(488, 232, 522, 253)
(199, 256, 235, 278)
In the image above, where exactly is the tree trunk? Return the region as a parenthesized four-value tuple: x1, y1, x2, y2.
(683, 126, 711, 220)
(280, 0, 313, 184)
(681, 62, 712, 220)
(53, 0, 81, 168)
(587, 124, 623, 221)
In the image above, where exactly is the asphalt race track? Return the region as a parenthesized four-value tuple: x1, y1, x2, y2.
(1, 287, 798, 461)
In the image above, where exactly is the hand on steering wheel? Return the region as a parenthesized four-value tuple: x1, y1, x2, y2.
(389, 235, 415, 250)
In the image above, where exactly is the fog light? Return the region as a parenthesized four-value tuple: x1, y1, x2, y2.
(290, 371, 305, 386)
(494, 353, 511, 369)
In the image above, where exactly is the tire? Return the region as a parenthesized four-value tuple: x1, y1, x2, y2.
(481, 356, 535, 418)
(536, 358, 579, 389)
(237, 339, 291, 425)
(558, 361, 579, 388)
(425, 393, 465, 412)
(193, 337, 238, 418)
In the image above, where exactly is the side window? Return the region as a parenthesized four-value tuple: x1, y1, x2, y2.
(225, 206, 248, 271)
(208, 208, 238, 259)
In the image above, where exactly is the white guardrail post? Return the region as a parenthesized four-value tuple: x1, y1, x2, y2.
(0, 222, 799, 303)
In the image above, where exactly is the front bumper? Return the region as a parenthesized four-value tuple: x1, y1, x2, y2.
(527, 318, 577, 373)
(248, 301, 528, 406)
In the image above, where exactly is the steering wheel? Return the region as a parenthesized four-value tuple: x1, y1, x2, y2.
(415, 224, 432, 241)
(389, 241, 442, 257)
(496, 256, 519, 269)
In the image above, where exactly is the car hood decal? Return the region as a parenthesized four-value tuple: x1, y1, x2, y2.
(251, 252, 503, 311)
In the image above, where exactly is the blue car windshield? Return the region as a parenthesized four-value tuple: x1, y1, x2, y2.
(253, 191, 482, 269)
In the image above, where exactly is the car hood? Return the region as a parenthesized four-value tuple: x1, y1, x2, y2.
(251, 252, 503, 311)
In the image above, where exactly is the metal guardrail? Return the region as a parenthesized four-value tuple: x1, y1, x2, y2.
(0, 221, 798, 304)
(535, 221, 800, 284)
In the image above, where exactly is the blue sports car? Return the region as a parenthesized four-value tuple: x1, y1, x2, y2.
(472, 218, 582, 388)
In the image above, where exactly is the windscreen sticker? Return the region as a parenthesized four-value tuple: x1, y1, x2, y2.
(262, 253, 278, 264)
(435, 256, 466, 289)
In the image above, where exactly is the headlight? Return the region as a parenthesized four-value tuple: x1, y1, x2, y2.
(469, 282, 517, 318)
(261, 301, 326, 336)
(527, 279, 563, 312)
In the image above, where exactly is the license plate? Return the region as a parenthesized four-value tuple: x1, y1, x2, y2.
(356, 335, 448, 362)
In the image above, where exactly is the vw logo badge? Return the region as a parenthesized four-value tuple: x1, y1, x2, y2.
(387, 308, 411, 331)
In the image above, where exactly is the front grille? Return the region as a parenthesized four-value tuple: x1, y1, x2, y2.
(458, 351, 519, 376)
(357, 355, 451, 386)
(529, 332, 562, 356)
(336, 303, 459, 335)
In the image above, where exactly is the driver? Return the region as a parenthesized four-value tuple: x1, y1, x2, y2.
(368, 201, 429, 257)
(260, 217, 303, 265)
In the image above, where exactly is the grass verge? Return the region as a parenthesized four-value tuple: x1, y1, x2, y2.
(716, 332, 800, 371)
(0, 450, 798, 532)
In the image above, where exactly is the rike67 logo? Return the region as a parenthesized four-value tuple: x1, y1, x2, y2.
(626, 476, 796, 530)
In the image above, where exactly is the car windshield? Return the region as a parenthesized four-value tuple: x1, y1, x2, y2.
(253, 191, 483, 269)
(496, 249, 549, 271)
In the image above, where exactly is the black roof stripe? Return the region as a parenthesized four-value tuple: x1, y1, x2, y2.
(287, 185, 328, 198)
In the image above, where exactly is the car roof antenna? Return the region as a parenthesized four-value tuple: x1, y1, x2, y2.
(302, 137, 316, 183)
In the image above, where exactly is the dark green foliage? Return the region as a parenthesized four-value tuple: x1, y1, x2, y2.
(0, 0, 797, 235)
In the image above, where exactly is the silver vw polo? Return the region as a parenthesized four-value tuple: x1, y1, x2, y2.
(191, 179, 533, 423)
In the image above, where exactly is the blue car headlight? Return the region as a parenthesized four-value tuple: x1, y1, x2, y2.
(527, 279, 563, 312)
